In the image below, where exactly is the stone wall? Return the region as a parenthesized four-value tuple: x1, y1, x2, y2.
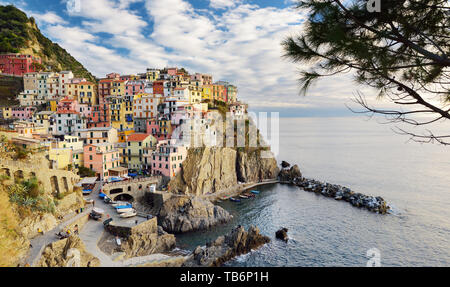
(106, 217, 158, 238)
(0, 155, 80, 196)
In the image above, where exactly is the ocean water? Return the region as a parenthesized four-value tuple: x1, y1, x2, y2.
(175, 117, 450, 267)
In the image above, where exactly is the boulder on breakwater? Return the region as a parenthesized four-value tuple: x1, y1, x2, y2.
(183, 225, 270, 267)
(278, 162, 390, 214)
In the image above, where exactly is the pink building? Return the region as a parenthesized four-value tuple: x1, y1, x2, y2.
(167, 68, 178, 76)
(0, 54, 42, 76)
(125, 80, 145, 96)
(84, 143, 121, 179)
(57, 97, 79, 113)
(12, 106, 36, 121)
(149, 139, 187, 178)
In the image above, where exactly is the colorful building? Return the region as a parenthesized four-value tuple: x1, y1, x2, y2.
(78, 81, 97, 105)
(11, 106, 35, 121)
(0, 54, 42, 76)
(149, 139, 187, 178)
(83, 143, 121, 179)
(126, 133, 157, 170)
(77, 127, 118, 145)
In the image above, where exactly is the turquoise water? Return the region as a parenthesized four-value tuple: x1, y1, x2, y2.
(175, 117, 450, 266)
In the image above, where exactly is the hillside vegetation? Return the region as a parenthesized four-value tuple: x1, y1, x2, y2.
(0, 5, 96, 83)
(0, 186, 28, 267)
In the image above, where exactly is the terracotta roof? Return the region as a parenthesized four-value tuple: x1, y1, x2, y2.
(127, 133, 151, 142)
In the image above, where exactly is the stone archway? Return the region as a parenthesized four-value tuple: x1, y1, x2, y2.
(114, 193, 134, 202)
(1, 168, 10, 177)
(14, 170, 24, 182)
(62, 177, 69, 193)
(50, 176, 60, 196)
(110, 188, 124, 195)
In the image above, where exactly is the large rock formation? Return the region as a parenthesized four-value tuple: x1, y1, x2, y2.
(37, 235, 100, 267)
(183, 226, 270, 267)
(278, 164, 302, 182)
(169, 147, 279, 196)
(236, 149, 279, 183)
(104, 217, 176, 258)
(158, 196, 232, 233)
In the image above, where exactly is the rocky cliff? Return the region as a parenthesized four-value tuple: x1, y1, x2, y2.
(104, 217, 176, 258)
(158, 196, 232, 233)
(169, 147, 279, 196)
(37, 235, 100, 267)
(183, 225, 270, 267)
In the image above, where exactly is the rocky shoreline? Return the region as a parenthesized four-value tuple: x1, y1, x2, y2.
(279, 162, 390, 214)
(183, 225, 270, 267)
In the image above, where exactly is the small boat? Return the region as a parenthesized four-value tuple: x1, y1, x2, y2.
(115, 204, 133, 210)
(92, 207, 105, 215)
(117, 207, 134, 214)
(250, 190, 260, 195)
(229, 197, 241, 203)
(82, 189, 92, 195)
(239, 195, 249, 199)
(112, 202, 129, 207)
(244, 192, 255, 198)
(99, 192, 107, 199)
(120, 209, 137, 218)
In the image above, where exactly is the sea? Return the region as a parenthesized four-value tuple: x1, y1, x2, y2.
(175, 116, 450, 267)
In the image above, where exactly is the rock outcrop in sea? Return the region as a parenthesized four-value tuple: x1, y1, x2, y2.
(275, 228, 289, 242)
(279, 163, 390, 214)
(168, 147, 279, 196)
(183, 225, 270, 267)
(158, 196, 233, 233)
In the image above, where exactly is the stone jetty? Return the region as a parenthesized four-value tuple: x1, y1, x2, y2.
(279, 163, 390, 214)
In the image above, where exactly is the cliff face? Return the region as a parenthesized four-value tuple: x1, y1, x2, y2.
(169, 147, 279, 196)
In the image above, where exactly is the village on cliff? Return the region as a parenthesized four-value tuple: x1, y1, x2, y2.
(0, 53, 248, 181)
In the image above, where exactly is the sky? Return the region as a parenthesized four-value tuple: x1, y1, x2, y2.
(4, 0, 380, 117)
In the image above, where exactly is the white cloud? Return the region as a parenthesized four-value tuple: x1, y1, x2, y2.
(209, 0, 240, 9)
(32, 11, 68, 25)
(30, 0, 380, 112)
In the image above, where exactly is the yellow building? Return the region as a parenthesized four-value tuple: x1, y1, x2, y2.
(66, 82, 79, 99)
(49, 148, 73, 170)
(108, 96, 134, 139)
(202, 85, 213, 101)
(49, 100, 59, 112)
(1, 107, 12, 119)
(145, 69, 160, 82)
(126, 133, 157, 170)
(78, 82, 97, 105)
(111, 80, 126, 97)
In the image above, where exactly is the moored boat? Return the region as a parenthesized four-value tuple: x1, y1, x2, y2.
(117, 207, 134, 214)
(251, 190, 260, 195)
(230, 197, 241, 202)
(239, 195, 249, 199)
(120, 209, 137, 218)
